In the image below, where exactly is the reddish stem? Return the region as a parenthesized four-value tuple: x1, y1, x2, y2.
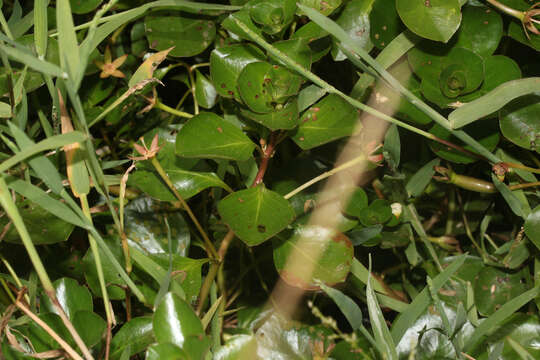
(251, 132, 278, 187)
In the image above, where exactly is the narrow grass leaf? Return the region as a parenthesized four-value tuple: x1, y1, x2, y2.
(367, 266, 398, 360)
(5, 176, 87, 228)
(391, 254, 466, 343)
(57, 0, 81, 83)
(0, 101, 11, 118)
(0, 43, 64, 78)
(406, 159, 440, 198)
(464, 286, 540, 353)
(320, 283, 363, 330)
(449, 77, 540, 129)
(34, 0, 48, 58)
(492, 174, 527, 219)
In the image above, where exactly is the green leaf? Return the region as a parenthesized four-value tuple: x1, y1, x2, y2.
(218, 185, 295, 246)
(222, 10, 264, 41)
(320, 283, 362, 330)
(146, 343, 189, 360)
(291, 94, 359, 149)
(110, 317, 155, 360)
(367, 268, 397, 360)
(26, 313, 71, 352)
(0, 197, 74, 244)
(40, 278, 93, 320)
(57, 0, 81, 84)
(391, 255, 466, 343)
(474, 266, 528, 317)
(358, 199, 392, 227)
(210, 43, 265, 102)
(453, 5, 503, 57)
(464, 286, 540, 353)
(214, 334, 257, 360)
(343, 187, 369, 218)
(194, 70, 217, 109)
(70, 0, 102, 14)
(153, 292, 209, 357)
(492, 174, 528, 219)
(297, 84, 326, 112)
(72, 311, 106, 348)
(247, 0, 296, 35)
(0, 102, 10, 118)
(144, 14, 216, 57)
(124, 197, 190, 257)
(383, 124, 400, 170)
(297, 0, 342, 16)
(499, 95, 540, 153)
(0, 42, 64, 79)
(369, 0, 404, 50)
(525, 205, 540, 252)
(176, 112, 255, 161)
(34, 0, 48, 58)
(429, 119, 499, 164)
(508, 20, 540, 51)
(0, 131, 86, 174)
(406, 158, 440, 198)
(396, 0, 462, 43)
(239, 98, 299, 130)
(273, 225, 353, 289)
(237, 61, 302, 114)
(331, 0, 373, 61)
(450, 76, 540, 130)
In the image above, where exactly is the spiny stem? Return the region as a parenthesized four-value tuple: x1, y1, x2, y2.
(150, 157, 218, 260)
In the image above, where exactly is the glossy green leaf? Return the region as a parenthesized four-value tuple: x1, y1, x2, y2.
(0, 198, 74, 244)
(176, 112, 255, 161)
(248, 0, 296, 35)
(110, 317, 155, 360)
(218, 185, 295, 246)
(70, 0, 102, 14)
(525, 205, 540, 251)
(273, 225, 353, 289)
(271, 39, 312, 70)
(331, 0, 373, 61)
(146, 343, 189, 360)
(453, 5, 503, 57)
(297, 0, 342, 16)
(40, 278, 93, 320)
(291, 94, 359, 149)
(26, 313, 71, 352)
(370, 0, 404, 50)
(499, 95, 540, 153)
(153, 292, 209, 357)
(144, 14, 216, 57)
(297, 84, 326, 111)
(239, 98, 299, 130)
(72, 311, 107, 348)
(474, 266, 527, 316)
(237, 61, 302, 113)
(222, 10, 264, 41)
(396, 0, 462, 43)
(429, 119, 499, 164)
(194, 70, 218, 109)
(124, 197, 190, 256)
(383, 124, 400, 170)
(508, 20, 540, 51)
(210, 43, 265, 101)
(290, 22, 332, 62)
(214, 334, 257, 360)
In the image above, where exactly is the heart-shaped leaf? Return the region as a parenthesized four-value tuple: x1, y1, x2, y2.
(291, 94, 359, 149)
(176, 112, 255, 161)
(144, 14, 216, 57)
(396, 0, 462, 43)
(248, 0, 296, 35)
(218, 185, 295, 246)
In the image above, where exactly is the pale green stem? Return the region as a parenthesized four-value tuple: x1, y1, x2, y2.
(155, 100, 194, 119)
(1, 256, 30, 304)
(485, 0, 525, 20)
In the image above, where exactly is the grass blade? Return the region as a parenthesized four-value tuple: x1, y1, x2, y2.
(449, 77, 540, 129)
(0, 42, 64, 78)
(367, 261, 398, 360)
(390, 255, 466, 343)
(320, 283, 363, 330)
(0, 131, 86, 173)
(34, 0, 48, 58)
(56, 0, 81, 85)
(464, 286, 540, 353)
